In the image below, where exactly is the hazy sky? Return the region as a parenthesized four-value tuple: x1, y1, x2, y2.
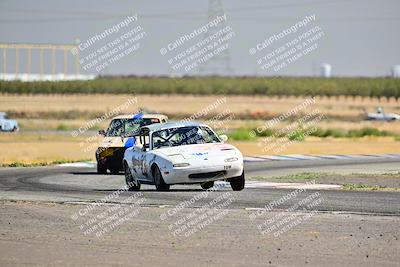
(0, 0, 399, 77)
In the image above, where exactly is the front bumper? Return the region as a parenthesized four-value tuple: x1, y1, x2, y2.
(161, 161, 243, 185)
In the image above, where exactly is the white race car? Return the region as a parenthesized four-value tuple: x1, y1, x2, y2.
(123, 122, 245, 191)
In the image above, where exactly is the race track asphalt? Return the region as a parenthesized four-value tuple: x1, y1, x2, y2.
(1, 157, 399, 215)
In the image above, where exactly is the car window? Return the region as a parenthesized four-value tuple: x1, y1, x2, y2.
(152, 126, 220, 149)
(200, 126, 220, 143)
(106, 118, 159, 137)
(106, 119, 124, 137)
(124, 119, 142, 136)
(125, 118, 159, 136)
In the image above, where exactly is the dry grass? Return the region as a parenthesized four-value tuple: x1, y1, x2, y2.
(224, 119, 400, 134)
(1, 133, 399, 164)
(11, 118, 400, 136)
(1, 93, 399, 117)
(0, 133, 93, 164)
(2, 93, 400, 134)
(1, 94, 400, 164)
(0, 142, 92, 164)
(231, 137, 400, 156)
(16, 119, 109, 131)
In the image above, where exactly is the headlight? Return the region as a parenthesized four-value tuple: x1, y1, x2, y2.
(169, 154, 185, 161)
(225, 157, 238, 162)
(169, 154, 189, 167)
(173, 163, 190, 167)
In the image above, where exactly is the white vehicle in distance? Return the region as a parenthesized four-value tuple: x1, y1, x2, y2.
(365, 107, 400, 121)
(0, 112, 19, 132)
(123, 122, 245, 191)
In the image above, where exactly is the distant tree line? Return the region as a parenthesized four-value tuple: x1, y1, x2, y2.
(1, 77, 399, 100)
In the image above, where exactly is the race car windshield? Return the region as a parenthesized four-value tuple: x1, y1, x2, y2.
(106, 118, 158, 137)
(152, 126, 220, 149)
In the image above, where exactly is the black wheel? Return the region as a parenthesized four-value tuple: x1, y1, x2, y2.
(200, 181, 214, 190)
(124, 162, 141, 191)
(153, 166, 170, 191)
(97, 161, 107, 174)
(229, 171, 245, 191)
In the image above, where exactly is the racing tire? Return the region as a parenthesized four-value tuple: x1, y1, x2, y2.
(124, 162, 141, 191)
(200, 181, 214, 190)
(229, 171, 245, 191)
(153, 166, 170, 191)
(97, 161, 107, 174)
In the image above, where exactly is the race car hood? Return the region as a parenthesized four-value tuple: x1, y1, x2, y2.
(155, 143, 239, 160)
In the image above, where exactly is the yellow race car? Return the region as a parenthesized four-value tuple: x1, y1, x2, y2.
(96, 113, 168, 174)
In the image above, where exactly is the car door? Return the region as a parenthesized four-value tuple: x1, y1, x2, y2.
(132, 132, 152, 182)
(131, 146, 145, 180)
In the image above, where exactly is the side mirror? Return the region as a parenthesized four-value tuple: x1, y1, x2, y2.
(219, 134, 228, 143)
(98, 129, 106, 136)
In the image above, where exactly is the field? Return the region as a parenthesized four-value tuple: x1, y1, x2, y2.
(1, 93, 399, 117)
(1, 93, 400, 130)
(1, 132, 399, 165)
(1, 92, 400, 164)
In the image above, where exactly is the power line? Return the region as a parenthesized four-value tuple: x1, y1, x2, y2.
(2, 0, 398, 24)
(1, 14, 399, 24)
